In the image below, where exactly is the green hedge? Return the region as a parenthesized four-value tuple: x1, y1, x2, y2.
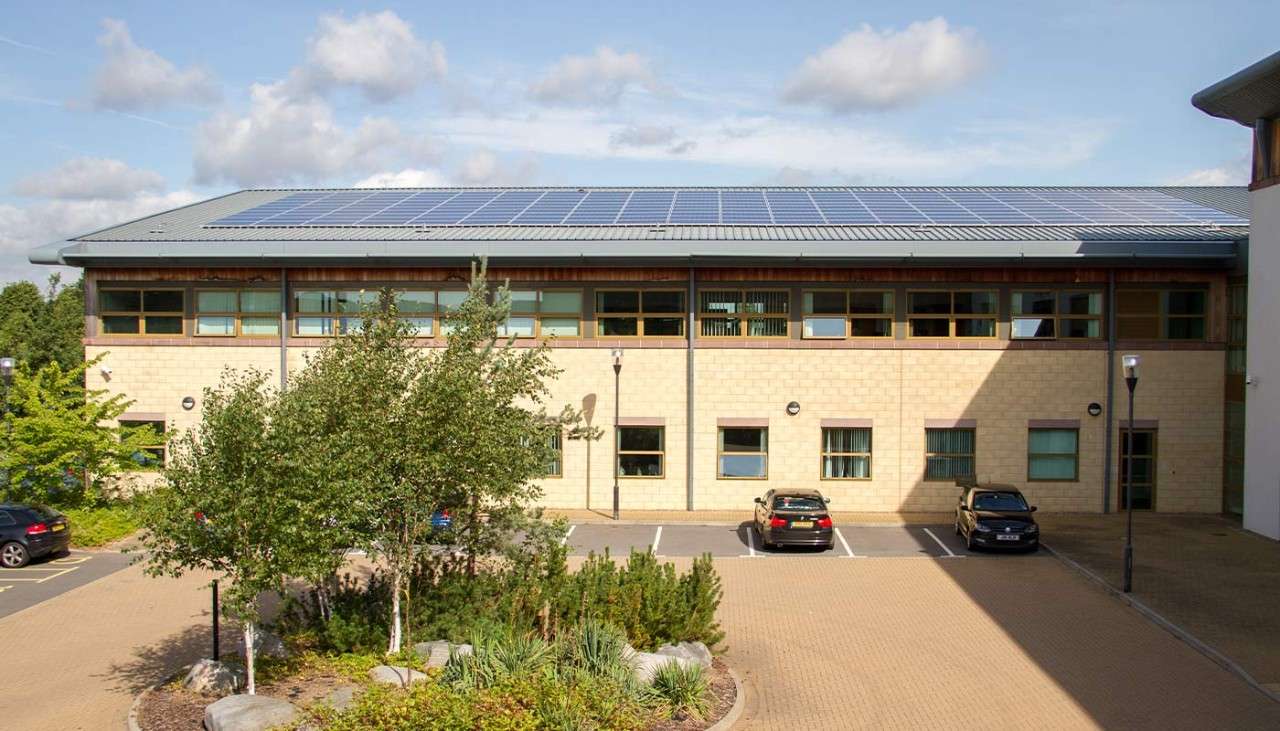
(62, 504, 139, 547)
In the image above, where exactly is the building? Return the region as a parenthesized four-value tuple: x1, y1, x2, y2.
(1194, 50, 1280, 539)
(29, 185, 1248, 514)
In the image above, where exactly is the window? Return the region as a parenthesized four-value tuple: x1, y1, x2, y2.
(699, 290, 788, 338)
(1116, 289, 1207, 340)
(597, 290, 686, 337)
(617, 426, 664, 477)
(718, 427, 767, 478)
(802, 291, 893, 338)
(545, 430, 563, 477)
(100, 289, 184, 336)
(1119, 428, 1157, 510)
(821, 427, 871, 479)
(395, 290, 436, 337)
(501, 290, 583, 338)
(925, 428, 975, 480)
(120, 419, 166, 470)
(1011, 291, 1103, 339)
(1227, 284, 1246, 374)
(908, 291, 996, 338)
(1027, 428, 1078, 481)
(295, 289, 444, 337)
(195, 290, 281, 337)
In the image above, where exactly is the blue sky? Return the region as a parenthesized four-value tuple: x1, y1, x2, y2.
(0, 0, 1275, 282)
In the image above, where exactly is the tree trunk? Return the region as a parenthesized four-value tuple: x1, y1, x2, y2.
(388, 563, 403, 654)
(243, 620, 257, 695)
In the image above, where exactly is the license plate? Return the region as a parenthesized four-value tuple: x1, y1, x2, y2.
(996, 533, 1019, 541)
(52, 524, 65, 532)
(790, 521, 813, 529)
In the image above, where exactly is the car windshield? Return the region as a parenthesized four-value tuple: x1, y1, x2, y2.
(772, 495, 824, 510)
(973, 492, 1029, 511)
(28, 505, 62, 521)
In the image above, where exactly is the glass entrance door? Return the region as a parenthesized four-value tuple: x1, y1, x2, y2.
(1119, 429, 1157, 510)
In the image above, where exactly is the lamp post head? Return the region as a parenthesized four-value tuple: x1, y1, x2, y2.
(611, 348, 624, 371)
(1122, 354, 1141, 381)
(0, 357, 13, 382)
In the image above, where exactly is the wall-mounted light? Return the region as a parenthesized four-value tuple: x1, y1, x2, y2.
(1087, 402, 1102, 417)
(786, 401, 801, 416)
(182, 396, 196, 411)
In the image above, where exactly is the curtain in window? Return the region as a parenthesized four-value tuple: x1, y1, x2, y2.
(1028, 429, 1077, 480)
(925, 428, 975, 479)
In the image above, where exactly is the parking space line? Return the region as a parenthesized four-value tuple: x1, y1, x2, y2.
(833, 527, 859, 558)
(50, 556, 92, 565)
(922, 528, 959, 558)
(37, 567, 78, 583)
(741, 526, 762, 558)
(651, 526, 662, 555)
(560, 524, 576, 547)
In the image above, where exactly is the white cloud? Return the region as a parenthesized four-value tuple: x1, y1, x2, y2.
(89, 18, 220, 111)
(0, 191, 197, 284)
(610, 124, 696, 155)
(783, 17, 987, 112)
(354, 169, 451, 188)
(12, 158, 165, 200)
(454, 150, 539, 186)
(1166, 164, 1246, 186)
(530, 47, 658, 107)
(193, 81, 440, 187)
(305, 11, 446, 102)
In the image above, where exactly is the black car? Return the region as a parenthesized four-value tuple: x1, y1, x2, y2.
(954, 483, 1039, 551)
(0, 503, 71, 568)
(753, 489, 834, 550)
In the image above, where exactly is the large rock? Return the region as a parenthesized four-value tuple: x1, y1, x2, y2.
(323, 685, 358, 711)
(252, 630, 289, 660)
(368, 665, 427, 686)
(630, 652, 695, 684)
(656, 641, 713, 669)
(203, 694, 297, 731)
(183, 659, 242, 695)
(412, 640, 453, 669)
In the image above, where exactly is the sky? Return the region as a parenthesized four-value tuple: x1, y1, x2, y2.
(0, 0, 1275, 284)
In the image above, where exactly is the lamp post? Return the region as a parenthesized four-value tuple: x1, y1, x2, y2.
(1121, 354, 1140, 593)
(0, 357, 13, 502)
(611, 348, 623, 521)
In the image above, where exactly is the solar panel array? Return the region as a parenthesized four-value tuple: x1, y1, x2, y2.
(209, 188, 1247, 228)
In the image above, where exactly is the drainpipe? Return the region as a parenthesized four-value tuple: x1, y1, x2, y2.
(686, 264, 696, 511)
(280, 267, 288, 390)
(1103, 269, 1116, 513)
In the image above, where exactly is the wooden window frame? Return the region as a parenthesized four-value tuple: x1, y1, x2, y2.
(393, 289, 437, 338)
(1119, 427, 1158, 511)
(120, 418, 166, 470)
(545, 429, 563, 478)
(503, 288, 584, 339)
(1011, 289, 1104, 341)
(1227, 283, 1247, 374)
(907, 289, 998, 339)
(848, 289, 895, 339)
(1026, 427, 1080, 482)
(801, 290, 849, 339)
(697, 289, 790, 339)
(595, 289, 687, 339)
(194, 288, 282, 338)
(1116, 288, 1208, 341)
(820, 426, 873, 480)
(616, 425, 665, 478)
(924, 427, 977, 481)
(99, 287, 185, 337)
(717, 426, 769, 480)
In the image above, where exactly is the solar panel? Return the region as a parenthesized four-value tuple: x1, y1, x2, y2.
(206, 187, 1247, 228)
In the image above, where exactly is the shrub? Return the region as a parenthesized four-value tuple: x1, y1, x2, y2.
(442, 625, 556, 690)
(649, 660, 711, 721)
(62, 503, 138, 547)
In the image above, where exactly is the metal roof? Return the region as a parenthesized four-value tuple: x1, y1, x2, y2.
(1193, 50, 1280, 126)
(30, 186, 1249, 268)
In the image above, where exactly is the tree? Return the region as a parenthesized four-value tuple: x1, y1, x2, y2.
(286, 261, 581, 653)
(136, 369, 343, 694)
(0, 275, 85, 373)
(0, 355, 155, 505)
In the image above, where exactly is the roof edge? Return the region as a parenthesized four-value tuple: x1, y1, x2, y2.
(1192, 50, 1280, 125)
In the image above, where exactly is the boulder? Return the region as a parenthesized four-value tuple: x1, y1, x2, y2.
(412, 640, 453, 669)
(252, 630, 289, 659)
(630, 652, 695, 685)
(203, 694, 297, 731)
(183, 659, 242, 695)
(621, 643, 639, 662)
(322, 685, 358, 711)
(368, 665, 427, 686)
(656, 641, 712, 669)
(452, 643, 474, 658)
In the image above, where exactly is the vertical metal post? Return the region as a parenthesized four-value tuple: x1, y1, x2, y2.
(212, 579, 220, 660)
(1103, 271, 1116, 513)
(1122, 381, 1136, 593)
(686, 265, 695, 511)
(612, 362, 621, 521)
(279, 268, 288, 390)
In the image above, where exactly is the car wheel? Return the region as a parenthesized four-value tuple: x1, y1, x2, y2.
(1, 541, 30, 568)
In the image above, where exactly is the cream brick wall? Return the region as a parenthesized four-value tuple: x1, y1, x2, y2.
(88, 343, 1224, 514)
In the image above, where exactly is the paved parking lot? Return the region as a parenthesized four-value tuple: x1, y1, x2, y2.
(0, 550, 134, 619)
(563, 521, 1022, 560)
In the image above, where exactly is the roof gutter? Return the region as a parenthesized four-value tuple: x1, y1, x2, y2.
(1192, 49, 1280, 125)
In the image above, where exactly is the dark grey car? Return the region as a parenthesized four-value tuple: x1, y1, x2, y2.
(0, 503, 71, 568)
(753, 489, 834, 550)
